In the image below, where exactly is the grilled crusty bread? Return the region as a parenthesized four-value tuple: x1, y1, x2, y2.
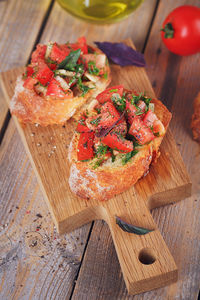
(10, 43, 111, 126)
(191, 92, 200, 142)
(10, 69, 111, 126)
(68, 93, 172, 201)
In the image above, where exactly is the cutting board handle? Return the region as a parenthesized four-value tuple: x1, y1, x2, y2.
(103, 196, 178, 295)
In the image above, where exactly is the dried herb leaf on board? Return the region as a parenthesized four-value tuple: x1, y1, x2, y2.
(116, 216, 154, 235)
(94, 41, 146, 67)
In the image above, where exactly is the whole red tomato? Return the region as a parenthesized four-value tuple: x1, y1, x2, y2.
(161, 5, 200, 56)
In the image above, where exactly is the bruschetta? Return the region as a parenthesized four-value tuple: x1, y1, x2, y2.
(10, 37, 111, 126)
(191, 92, 200, 142)
(68, 85, 172, 201)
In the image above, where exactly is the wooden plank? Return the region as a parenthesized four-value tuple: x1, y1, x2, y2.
(72, 0, 200, 299)
(1, 37, 192, 294)
(0, 0, 159, 298)
(0, 119, 92, 299)
(0, 0, 52, 131)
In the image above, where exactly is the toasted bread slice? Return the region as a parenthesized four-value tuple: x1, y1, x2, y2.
(68, 89, 171, 201)
(191, 92, 200, 142)
(10, 39, 111, 126)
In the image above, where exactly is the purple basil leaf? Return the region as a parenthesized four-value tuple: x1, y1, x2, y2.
(94, 41, 146, 67)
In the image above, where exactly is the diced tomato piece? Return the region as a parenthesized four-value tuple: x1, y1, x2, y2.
(82, 53, 106, 69)
(26, 66, 34, 77)
(143, 110, 158, 127)
(112, 121, 127, 136)
(87, 102, 121, 130)
(46, 79, 72, 99)
(101, 102, 121, 119)
(31, 44, 47, 63)
(50, 43, 70, 63)
(129, 116, 155, 145)
(23, 77, 38, 90)
(77, 115, 91, 133)
(126, 101, 137, 124)
(96, 85, 124, 104)
(102, 131, 133, 153)
(77, 132, 94, 161)
(48, 63, 57, 70)
(137, 100, 146, 112)
(153, 120, 165, 136)
(35, 63, 54, 86)
(71, 37, 88, 54)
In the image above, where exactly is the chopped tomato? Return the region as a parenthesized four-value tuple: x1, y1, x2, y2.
(71, 37, 88, 54)
(96, 85, 124, 104)
(112, 121, 127, 137)
(31, 44, 47, 63)
(23, 77, 38, 90)
(143, 110, 158, 127)
(102, 131, 133, 153)
(126, 101, 137, 124)
(77, 115, 91, 133)
(129, 116, 155, 144)
(50, 43, 70, 63)
(35, 63, 54, 86)
(153, 120, 165, 136)
(77, 132, 94, 161)
(137, 100, 146, 112)
(101, 102, 121, 119)
(26, 66, 34, 77)
(82, 53, 106, 69)
(46, 79, 72, 99)
(87, 102, 121, 130)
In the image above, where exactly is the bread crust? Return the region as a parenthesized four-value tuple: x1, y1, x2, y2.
(191, 92, 200, 142)
(10, 47, 111, 126)
(68, 96, 172, 201)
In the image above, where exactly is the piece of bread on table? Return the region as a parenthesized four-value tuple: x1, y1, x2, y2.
(10, 37, 111, 126)
(191, 92, 200, 142)
(68, 86, 172, 201)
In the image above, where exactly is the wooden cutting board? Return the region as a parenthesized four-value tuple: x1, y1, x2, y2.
(0, 39, 191, 296)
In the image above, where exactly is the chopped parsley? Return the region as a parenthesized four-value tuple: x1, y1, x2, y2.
(131, 92, 152, 110)
(109, 89, 118, 93)
(77, 77, 91, 96)
(103, 72, 108, 79)
(96, 144, 108, 156)
(111, 94, 126, 112)
(121, 149, 138, 165)
(90, 116, 101, 126)
(88, 61, 100, 76)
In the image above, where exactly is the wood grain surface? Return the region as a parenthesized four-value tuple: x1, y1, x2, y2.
(0, 0, 199, 299)
(0, 0, 52, 130)
(1, 36, 192, 293)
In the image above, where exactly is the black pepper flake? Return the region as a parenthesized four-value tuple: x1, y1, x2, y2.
(36, 213, 43, 218)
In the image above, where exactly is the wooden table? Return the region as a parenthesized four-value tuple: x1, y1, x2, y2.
(0, 1, 199, 299)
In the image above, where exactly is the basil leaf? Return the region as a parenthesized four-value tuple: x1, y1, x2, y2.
(58, 49, 81, 70)
(121, 149, 138, 165)
(116, 216, 154, 235)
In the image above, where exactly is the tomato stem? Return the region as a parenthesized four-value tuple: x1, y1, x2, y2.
(161, 22, 174, 38)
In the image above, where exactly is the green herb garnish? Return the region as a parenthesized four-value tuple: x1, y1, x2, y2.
(77, 77, 91, 96)
(103, 72, 108, 79)
(58, 49, 81, 71)
(111, 94, 126, 112)
(116, 216, 154, 235)
(88, 61, 100, 76)
(121, 149, 138, 165)
(96, 144, 108, 156)
(109, 89, 118, 93)
(90, 116, 101, 126)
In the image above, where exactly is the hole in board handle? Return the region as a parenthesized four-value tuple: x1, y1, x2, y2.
(138, 248, 156, 265)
